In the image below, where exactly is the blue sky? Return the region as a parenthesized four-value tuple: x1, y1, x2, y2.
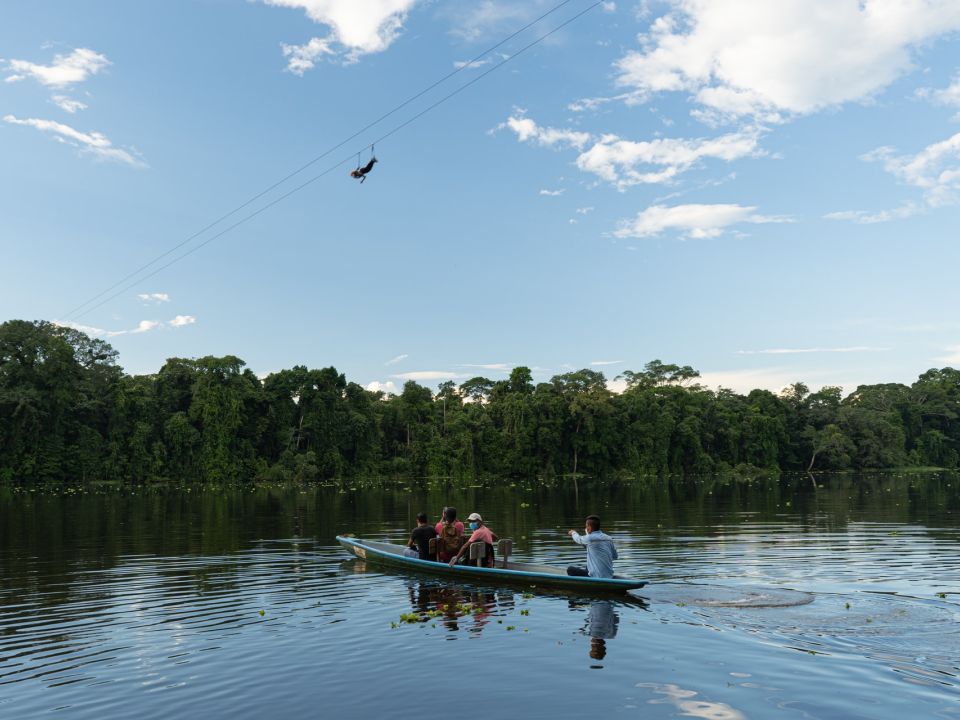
(2, 0, 960, 395)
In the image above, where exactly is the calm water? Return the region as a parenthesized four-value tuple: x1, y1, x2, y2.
(1, 472, 958, 719)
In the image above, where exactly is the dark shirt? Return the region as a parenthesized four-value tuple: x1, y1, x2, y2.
(410, 525, 438, 560)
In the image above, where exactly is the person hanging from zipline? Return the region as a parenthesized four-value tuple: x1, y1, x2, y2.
(350, 147, 377, 183)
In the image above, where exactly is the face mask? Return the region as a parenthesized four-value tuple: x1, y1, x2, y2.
(469, 522, 478, 531)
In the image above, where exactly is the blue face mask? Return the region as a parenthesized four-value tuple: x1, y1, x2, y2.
(469, 522, 478, 531)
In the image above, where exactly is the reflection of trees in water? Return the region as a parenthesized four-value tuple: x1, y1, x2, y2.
(406, 582, 511, 634)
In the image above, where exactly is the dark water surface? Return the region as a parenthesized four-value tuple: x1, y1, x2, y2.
(1, 472, 958, 719)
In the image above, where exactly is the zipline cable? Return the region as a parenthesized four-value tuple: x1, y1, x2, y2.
(68, 0, 605, 321)
(60, 0, 581, 321)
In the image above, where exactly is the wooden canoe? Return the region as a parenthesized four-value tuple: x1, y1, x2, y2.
(336, 536, 647, 593)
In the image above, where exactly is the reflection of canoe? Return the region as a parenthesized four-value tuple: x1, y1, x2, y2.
(336, 536, 647, 593)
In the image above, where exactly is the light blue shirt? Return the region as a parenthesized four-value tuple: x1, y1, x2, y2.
(570, 530, 618, 578)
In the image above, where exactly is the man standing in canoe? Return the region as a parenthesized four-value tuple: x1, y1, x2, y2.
(567, 515, 618, 578)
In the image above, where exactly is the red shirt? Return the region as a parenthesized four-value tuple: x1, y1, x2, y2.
(435, 520, 464, 536)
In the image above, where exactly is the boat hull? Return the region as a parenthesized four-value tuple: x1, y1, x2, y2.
(336, 536, 647, 593)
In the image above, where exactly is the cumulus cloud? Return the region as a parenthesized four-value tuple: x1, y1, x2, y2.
(385, 353, 408, 366)
(829, 132, 960, 221)
(614, 203, 792, 239)
(3, 115, 145, 167)
(366, 380, 399, 395)
(501, 114, 762, 189)
(614, 0, 960, 121)
(5, 47, 109, 88)
(138, 293, 170, 303)
(499, 115, 591, 150)
(575, 128, 763, 190)
(169, 315, 196, 327)
(265, 0, 420, 69)
(916, 73, 960, 109)
(281, 36, 337, 75)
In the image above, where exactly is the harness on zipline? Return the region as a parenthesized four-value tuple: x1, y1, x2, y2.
(350, 145, 378, 183)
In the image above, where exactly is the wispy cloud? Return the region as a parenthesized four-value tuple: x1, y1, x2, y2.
(5, 47, 109, 88)
(824, 204, 920, 224)
(458, 363, 513, 372)
(615, 203, 792, 239)
(385, 353, 408, 366)
(3, 115, 146, 167)
(54, 315, 195, 338)
(935, 345, 960, 365)
(539, 188, 564, 196)
(736, 346, 888, 355)
(590, 359, 623, 366)
(138, 293, 170, 303)
(576, 206, 594, 214)
(51, 95, 88, 114)
(391, 370, 469, 381)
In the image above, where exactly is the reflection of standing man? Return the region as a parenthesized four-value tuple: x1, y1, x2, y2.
(586, 600, 619, 662)
(567, 514, 618, 578)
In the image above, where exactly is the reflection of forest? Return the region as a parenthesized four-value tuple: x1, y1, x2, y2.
(406, 582, 513, 634)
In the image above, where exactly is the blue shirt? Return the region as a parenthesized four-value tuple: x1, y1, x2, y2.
(570, 530, 618, 578)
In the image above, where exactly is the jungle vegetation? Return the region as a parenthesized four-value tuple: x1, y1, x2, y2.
(2, 320, 958, 484)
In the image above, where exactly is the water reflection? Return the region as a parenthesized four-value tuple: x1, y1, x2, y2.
(406, 582, 506, 634)
(585, 600, 618, 665)
(637, 683, 746, 720)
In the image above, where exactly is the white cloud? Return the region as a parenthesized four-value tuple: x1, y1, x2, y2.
(458, 363, 513, 372)
(917, 73, 960, 108)
(692, 367, 858, 395)
(5, 47, 109, 88)
(169, 315, 196, 327)
(453, 57, 493, 70)
(385, 353, 408, 366)
(281, 36, 337, 75)
(601, 2, 616, 12)
(614, 203, 792, 239)
(539, 188, 564, 196)
(736, 346, 888, 355)
(265, 0, 420, 68)
(51, 95, 88, 114)
(936, 345, 960, 365)
(575, 128, 763, 190)
(366, 380, 399, 395)
(3, 115, 145, 167)
(446, 1, 531, 41)
(391, 370, 468, 381)
(823, 205, 921, 224)
(54, 315, 194, 338)
(829, 132, 960, 221)
(614, 0, 960, 121)
(138, 293, 170, 303)
(499, 115, 591, 150)
(576, 206, 594, 214)
(591, 360, 623, 366)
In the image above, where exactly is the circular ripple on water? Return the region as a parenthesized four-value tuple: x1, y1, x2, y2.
(643, 583, 816, 608)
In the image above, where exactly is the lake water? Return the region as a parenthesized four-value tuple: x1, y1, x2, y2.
(1, 472, 958, 719)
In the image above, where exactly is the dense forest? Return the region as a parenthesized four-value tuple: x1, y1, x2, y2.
(1, 319, 959, 484)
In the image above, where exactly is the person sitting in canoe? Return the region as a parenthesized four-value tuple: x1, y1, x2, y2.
(406, 512, 438, 561)
(566, 515, 618, 578)
(435, 507, 465, 563)
(449, 513, 498, 568)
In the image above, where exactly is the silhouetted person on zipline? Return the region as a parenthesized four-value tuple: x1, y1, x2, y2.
(350, 156, 377, 183)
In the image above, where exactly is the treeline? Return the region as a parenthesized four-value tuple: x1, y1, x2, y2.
(2, 320, 959, 484)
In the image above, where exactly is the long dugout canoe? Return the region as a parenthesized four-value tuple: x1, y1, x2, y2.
(336, 536, 647, 593)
